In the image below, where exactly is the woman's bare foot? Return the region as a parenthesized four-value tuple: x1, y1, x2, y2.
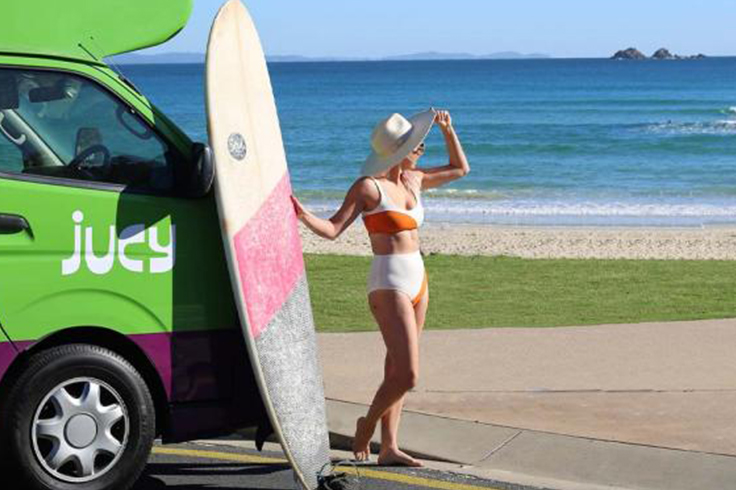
(352, 417, 374, 461)
(377, 447, 423, 467)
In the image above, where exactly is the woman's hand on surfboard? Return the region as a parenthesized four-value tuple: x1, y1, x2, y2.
(290, 195, 306, 220)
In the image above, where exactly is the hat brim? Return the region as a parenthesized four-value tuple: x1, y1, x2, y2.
(361, 108, 436, 177)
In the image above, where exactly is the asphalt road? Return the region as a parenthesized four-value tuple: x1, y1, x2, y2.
(135, 441, 525, 490)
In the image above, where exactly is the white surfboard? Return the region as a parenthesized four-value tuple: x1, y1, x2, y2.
(205, 1, 331, 488)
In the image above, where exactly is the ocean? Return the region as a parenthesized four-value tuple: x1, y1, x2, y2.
(121, 58, 736, 227)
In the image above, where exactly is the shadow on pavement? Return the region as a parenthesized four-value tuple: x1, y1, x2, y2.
(135, 462, 291, 490)
(135, 476, 263, 490)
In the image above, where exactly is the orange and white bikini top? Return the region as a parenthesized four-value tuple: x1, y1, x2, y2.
(362, 177, 424, 234)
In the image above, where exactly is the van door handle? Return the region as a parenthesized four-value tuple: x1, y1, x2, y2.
(0, 214, 30, 234)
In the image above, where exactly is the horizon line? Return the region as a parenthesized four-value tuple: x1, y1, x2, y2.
(110, 52, 736, 65)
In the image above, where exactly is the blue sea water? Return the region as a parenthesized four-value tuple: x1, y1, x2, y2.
(121, 58, 736, 226)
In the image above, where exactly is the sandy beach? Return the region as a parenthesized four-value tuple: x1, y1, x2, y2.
(300, 223, 736, 260)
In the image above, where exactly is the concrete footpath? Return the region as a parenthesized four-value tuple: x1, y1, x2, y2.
(318, 319, 736, 490)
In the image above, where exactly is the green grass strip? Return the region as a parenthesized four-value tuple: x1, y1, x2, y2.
(305, 254, 736, 332)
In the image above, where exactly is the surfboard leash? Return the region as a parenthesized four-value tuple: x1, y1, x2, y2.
(317, 460, 362, 490)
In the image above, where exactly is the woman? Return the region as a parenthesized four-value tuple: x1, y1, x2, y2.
(292, 108, 469, 466)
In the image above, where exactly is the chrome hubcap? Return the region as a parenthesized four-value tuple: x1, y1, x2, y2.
(65, 414, 98, 448)
(32, 377, 129, 483)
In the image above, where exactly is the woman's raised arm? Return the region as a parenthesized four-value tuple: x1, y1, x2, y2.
(418, 111, 470, 189)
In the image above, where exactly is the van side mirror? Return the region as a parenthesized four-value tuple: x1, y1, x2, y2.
(0, 73, 19, 110)
(185, 142, 215, 198)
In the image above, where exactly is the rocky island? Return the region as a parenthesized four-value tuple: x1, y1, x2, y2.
(611, 47, 706, 60)
(612, 47, 647, 60)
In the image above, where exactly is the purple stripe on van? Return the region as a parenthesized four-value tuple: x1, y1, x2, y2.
(130, 333, 173, 398)
(0, 341, 19, 382)
(1, 332, 260, 442)
(2, 330, 252, 407)
(130, 330, 253, 404)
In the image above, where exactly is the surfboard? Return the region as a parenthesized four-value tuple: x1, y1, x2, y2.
(205, 1, 331, 489)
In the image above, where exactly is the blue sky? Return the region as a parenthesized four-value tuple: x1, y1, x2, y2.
(146, 0, 736, 58)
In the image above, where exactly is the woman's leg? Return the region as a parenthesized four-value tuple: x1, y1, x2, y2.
(378, 286, 429, 466)
(352, 290, 420, 461)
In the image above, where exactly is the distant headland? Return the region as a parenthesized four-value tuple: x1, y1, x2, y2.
(110, 51, 550, 65)
(611, 47, 707, 60)
(109, 49, 716, 65)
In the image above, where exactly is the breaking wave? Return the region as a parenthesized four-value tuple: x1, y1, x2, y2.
(644, 120, 736, 136)
(304, 195, 736, 227)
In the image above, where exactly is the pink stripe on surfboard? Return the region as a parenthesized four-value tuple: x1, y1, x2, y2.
(233, 173, 306, 339)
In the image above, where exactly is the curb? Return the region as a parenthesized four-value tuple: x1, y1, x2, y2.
(326, 399, 736, 490)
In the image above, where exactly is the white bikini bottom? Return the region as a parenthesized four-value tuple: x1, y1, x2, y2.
(368, 251, 428, 306)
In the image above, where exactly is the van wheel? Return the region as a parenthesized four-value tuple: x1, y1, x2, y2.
(3, 344, 155, 490)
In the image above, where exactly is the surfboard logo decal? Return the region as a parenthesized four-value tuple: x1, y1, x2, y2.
(228, 133, 247, 160)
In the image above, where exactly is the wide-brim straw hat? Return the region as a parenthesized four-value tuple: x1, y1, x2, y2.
(361, 108, 436, 177)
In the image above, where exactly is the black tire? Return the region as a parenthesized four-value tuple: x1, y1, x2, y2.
(2, 344, 155, 490)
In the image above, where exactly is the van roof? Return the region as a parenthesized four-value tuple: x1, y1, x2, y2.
(0, 0, 193, 63)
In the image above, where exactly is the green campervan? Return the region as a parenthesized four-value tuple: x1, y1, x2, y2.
(0, 1, 267, 489)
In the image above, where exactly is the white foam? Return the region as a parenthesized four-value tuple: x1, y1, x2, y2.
(645, 120, 736, 136)
(424, 199, 736, 217)
(424, 188, 502, 199)
(308, 197, 736, 224)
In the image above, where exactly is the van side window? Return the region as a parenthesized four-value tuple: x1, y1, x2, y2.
(0, 132, 23, 173)
(0, 71, 24, 173)
(0, 68, 177, 193)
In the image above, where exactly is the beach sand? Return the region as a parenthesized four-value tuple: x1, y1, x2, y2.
(300, 223, 736, 260)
